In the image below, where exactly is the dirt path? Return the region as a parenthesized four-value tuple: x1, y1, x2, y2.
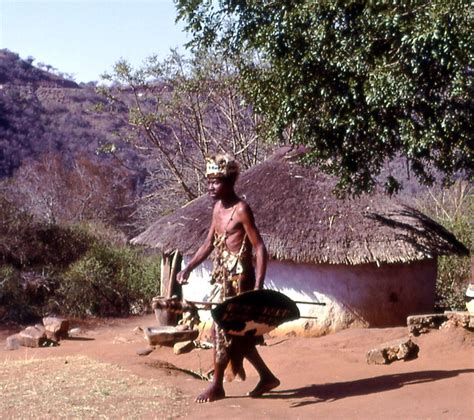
(1, 315, 473, 419)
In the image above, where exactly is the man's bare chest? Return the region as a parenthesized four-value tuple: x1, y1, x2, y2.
(214, 210, 242, 236)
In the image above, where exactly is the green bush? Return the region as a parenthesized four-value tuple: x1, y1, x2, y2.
(58, 243, 160, 317)
(0, 196, 160, 320)
(417, 181, 473, 311)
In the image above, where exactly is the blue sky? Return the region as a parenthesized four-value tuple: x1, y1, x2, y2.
(0, 0, 189, 82)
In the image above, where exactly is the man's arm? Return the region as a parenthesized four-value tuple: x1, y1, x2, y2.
(238, 202, 268, 290)
(177, 218, 215, 285)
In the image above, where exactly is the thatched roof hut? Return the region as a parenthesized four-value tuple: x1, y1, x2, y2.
(133, 147, 469, 333)
(132, 147, 468, 264)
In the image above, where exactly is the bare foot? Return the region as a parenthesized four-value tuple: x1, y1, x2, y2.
(247, 377, 280, 398)
(195, 384, 225, 403)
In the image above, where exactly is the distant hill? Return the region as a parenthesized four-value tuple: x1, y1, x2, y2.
(0, 49, 139, 178)
(0, 49, 79, 88)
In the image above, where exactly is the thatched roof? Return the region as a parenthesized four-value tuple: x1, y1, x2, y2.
(132, 147, 468, 265)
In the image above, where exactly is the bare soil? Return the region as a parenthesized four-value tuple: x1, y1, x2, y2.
(1, 314, 473, 419)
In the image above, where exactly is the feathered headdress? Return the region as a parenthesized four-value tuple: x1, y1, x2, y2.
(205, 154, 240, 178)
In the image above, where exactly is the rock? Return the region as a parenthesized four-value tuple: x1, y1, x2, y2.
(143, 326, 199, 346)
(5, 334, 21, 351)
(443, 311, 471, 329)
(367, 337, 419, 365)
(18, 326, 47, 348)
(366, 347, 387, 365)
(35, 324, 46, 334)
(43, 317, 69, 341)
(408, 312, 474, 335)
(173, 340, 195, 355)
(68, 327, 81, 337)
(136, 346, 155, 356)
(407, 314, 447, 336)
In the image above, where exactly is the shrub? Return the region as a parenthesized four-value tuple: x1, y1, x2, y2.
(58, 243, 160, 317)
(0, 196, 160, 320)
(417, 181, 473, 311)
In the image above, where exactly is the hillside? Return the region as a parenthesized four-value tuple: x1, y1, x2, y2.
(0, 49, 139, 178)
(0, 49, 79, 88)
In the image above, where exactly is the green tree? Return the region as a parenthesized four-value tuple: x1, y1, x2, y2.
(176, 0, 473, 194)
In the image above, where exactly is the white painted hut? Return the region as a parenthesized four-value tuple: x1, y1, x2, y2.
(132, 148, 468, 336)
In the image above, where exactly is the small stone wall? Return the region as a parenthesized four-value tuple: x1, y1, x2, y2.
(407, 311, 474, 336)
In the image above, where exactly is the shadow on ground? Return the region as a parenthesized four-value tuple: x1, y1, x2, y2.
(263, 369, 474, 408)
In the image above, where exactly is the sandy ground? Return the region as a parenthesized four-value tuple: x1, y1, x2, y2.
(1, 314, 473, 419)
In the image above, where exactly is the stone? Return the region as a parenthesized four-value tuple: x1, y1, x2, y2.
(136, 346, 155, 356)
(35, 324, 46, 334)
(407, 314, 447, 336)
(143, 326, 199, 346)
(173, 340, 195, 355)
(43, 317, 69, 341)
(5, 334, 21, 351)
(18, 326, 47, 348)
(367, 337, 419, 365)
(443, 311, 471, 329)
(68, 327, 81, 337)
(408, 312, 474, 335)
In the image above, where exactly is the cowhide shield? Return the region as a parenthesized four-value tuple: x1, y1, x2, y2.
(211, 289, 300, 336)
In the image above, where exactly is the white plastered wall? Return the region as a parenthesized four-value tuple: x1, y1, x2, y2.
(180, 256, 437, 337)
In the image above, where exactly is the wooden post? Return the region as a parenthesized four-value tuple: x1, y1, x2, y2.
(156, 250, 182, 326)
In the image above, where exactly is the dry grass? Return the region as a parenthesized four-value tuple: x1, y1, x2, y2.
(0, 356, 188, 419)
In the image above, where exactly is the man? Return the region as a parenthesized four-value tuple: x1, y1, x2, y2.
(177, 154, 280, 403)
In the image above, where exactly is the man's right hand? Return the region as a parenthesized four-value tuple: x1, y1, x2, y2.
(177, 269, 190, 285)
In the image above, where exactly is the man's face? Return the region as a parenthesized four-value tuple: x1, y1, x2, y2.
(207, 177, 230, 200)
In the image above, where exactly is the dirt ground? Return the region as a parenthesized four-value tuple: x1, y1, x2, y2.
(1, 314, 473, 419)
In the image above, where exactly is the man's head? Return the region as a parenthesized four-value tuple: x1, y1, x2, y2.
(205, 154, 239, 200)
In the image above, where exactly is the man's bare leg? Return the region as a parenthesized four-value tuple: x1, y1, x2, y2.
(245, 346, 280, 397)
(195, 348, 226, 403)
